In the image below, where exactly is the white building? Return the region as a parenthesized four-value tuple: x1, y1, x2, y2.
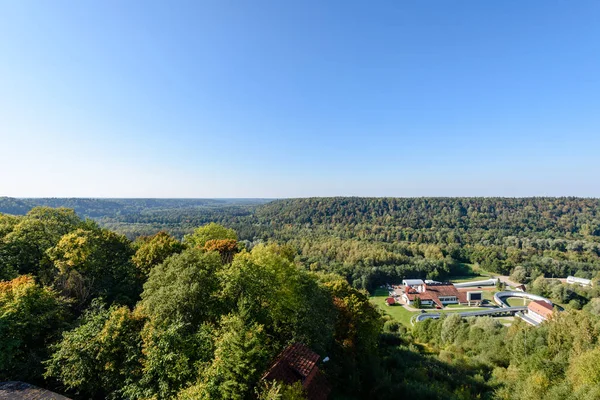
(527, 300, 554, 324)
(401, 281, 467, 307)
(566, 276, 592, 287)
(402, 279, 425, 293)
(466, 291, 483, 306)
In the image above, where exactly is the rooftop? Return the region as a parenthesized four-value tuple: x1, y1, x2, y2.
(262, 343, 330, 400)
(0, 382, 70, 400)
(528, 300, 554, 319)
(263, 342, 319, 382)
(567, 276, 592, 284)
(405, 282, 467, 306)
(402, 279, 425, 286)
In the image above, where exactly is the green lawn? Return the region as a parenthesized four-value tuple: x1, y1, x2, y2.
(442, 304, 463, 309)
(449, 275, 490, 283)
(506, 297, 530, 307)
(470, 264, 498, 277)
(370, 288, 416, 327)
(482, 290, 497, 302)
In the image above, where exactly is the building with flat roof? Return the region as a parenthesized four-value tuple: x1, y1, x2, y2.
(402, 279, 425, 292)
(566, 276, 592, 287)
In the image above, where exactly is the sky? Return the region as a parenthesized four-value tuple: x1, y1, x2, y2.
(1, 1, 599, 198)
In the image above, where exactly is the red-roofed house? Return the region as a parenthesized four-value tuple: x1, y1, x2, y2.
(527, 300, 554, 323)
(385, 297, 396, 306)
(262, 343, 330, 400)
(402, 282, 467, 307)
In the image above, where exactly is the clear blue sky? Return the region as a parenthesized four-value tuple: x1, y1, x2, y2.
(1, 1, 599, 197)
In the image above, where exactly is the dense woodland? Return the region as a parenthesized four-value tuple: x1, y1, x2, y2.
(3, 197, 600, 290)
(1, 198, 600, 399)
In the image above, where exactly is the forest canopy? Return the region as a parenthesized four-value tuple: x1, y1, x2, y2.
(1, 198, 600, 399)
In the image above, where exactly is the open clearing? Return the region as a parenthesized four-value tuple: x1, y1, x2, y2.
(370, 288, 415, 326)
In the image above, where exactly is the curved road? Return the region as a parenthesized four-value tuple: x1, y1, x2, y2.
(411, 291, 554, 325)
(493, 291, 553, 308)
(412, 306, 528, 324)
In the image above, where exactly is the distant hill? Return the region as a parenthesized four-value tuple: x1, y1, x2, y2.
(0, 197, 272, 218)
(254, 197, 600, 235)
(0, 198, 273, 239)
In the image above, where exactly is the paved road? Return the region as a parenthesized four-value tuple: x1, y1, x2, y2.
(493, 291, 553, 308)
(496, 275, 522, 288)
(412, 306, 528, 324)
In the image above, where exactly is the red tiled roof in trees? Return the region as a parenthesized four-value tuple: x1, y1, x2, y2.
(262, 343, 331, 399)
(404, 283, 467, 305)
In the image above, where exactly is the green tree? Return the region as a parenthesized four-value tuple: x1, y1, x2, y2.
(220, 244, 336, 353)
(568, 347, 600, 390)
(183, 222, 237, 248)
(132, 231, 185, 275)
(440, 313, 463, 344)
(0, 275, 70, 382)
(45, 302, 145, 399)
(202, 310, 269, 399)
(586, 298, 600, 316)
(0, 207, 83, 277)
(256, 381, 306, 400)
(204, 238, 239, 264)
(140, 249, 222, 327)
(413, 296, 422, 309)
(510, 266, 527, 284)
(321, 276, 382, 395)
(122, 320, 215, 400)
(48, 228, 140, 306)
(496, 279, 506, 291)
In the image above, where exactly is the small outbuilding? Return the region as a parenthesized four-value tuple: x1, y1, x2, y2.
(385, 297, 396, 306)
(566, 276, 593, 287)
(261, 343, 330, 400)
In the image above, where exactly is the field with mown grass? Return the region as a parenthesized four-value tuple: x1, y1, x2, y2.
(370, 288, 416, 326)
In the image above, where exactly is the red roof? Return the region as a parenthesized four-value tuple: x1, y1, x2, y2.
(262, 343, 330, 400)
(528, 300, 554, 319)
(385, 297, 396, 305)
(404, 283, 467, 306)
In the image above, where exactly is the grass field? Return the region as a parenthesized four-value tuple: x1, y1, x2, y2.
(506, 297, 530, 307)
(449, 275, 490, 283)
(481, 290, 497, 302)
(370, 288, 416, 326)
(370, 288, 501, 326)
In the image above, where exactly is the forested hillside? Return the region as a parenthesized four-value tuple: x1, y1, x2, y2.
(2, 197, 600, 292)
(0, 209, 388, 399)
(249, 198, 600, 291)
(2, 201, 600, 399)
(0, 198, 270, 238)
